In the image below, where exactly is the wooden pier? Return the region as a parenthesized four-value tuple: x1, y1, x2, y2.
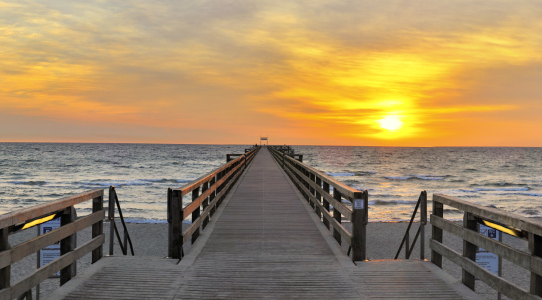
(2, 147, 541, 299)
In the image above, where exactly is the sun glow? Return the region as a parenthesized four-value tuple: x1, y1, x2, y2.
(378, 115, 403, 131)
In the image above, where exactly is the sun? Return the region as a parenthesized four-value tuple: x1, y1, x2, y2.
(378, 115, 403, 131)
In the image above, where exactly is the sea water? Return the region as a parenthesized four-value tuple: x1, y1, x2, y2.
(1, 143, 541, 222)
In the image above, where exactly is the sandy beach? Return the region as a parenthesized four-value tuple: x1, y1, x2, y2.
(9, 217, 538, 299)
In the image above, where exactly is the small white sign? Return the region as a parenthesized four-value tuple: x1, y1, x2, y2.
(476, 224, 500, 275)
(39, 218, 61, 277)
(354, 199, 364, 210)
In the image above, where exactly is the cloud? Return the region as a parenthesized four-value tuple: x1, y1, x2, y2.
(0, 0, 541, 145)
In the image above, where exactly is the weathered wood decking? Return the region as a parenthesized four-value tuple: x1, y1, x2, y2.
(46, 148, 477, 299)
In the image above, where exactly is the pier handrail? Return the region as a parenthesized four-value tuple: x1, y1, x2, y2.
(430, 194, 542, 299)
(0, 189, 105, 299)
(168, 146, 260, 259)
(108, 186, 135, 256)
(268, 146, 368, 262)
(394, 191, 427, 260)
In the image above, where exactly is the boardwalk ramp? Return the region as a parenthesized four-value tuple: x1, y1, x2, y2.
(46, 148, 477, 299)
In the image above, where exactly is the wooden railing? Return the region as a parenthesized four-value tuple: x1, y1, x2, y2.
(269, 146, 368, 262)
(430, 194, 542, 299)
(0, 189, 105, 299)
(168, 146, 260, 259)
(395, 191, 427, 260)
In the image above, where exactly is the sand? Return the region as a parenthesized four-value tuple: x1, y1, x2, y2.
(8, 219, 538, 299)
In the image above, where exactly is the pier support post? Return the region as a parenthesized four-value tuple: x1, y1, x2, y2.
(169, 190, 183, 259)
(529, 232, 542, 296)
(333, 189, 342, 245)
(108, 187, 115, 256)
(60, 206, 76, 286)
(352, 190, 368, 262)
(462, 212, 477, 291)
(431, 199, 443, 268)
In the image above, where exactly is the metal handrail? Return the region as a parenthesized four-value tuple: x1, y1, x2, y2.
(394, 191, 427, 259)
(108, 186, 135, 256)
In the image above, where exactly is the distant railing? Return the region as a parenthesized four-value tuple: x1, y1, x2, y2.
(395, 191, 427, 260)
(430, 194, 542, 299)
(108, 186, 134, 256)
(168, 146, 260, 259)
(0, 189, 105, 299)
(269, 146, 368, 262)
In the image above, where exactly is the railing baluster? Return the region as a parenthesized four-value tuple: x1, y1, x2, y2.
(420, 191, 427, 260)
(0, 227, 10, 291)
(462, 212, 477, 290)
(322, 182, 331, 229)
(529, 232, 542, 296)
(92, 195, 104, 263)
(60, 206, 76, 286)
(109, 187, 115, 256)
(333, 188, 342, 245)
(431, 199, 444, 268)
(315, 177, 322, 219)
(192, 186, 201, 244)
(169, 189, 183, 259)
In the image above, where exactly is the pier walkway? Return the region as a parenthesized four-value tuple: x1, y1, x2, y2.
(46, 148, 475, 299)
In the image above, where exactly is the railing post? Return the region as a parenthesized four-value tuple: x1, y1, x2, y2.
(209, 176, 217, 218)
(308, 172, 315, 208)
(529, 232, 542, 296)
(282, 150, 285, 168)
(315, 177, 322, 219)
(169, 189, 183, 259)
(60, 206, 76, 286)
(332, 188, 342, 245)
(92, 194, 104, 263)
(462, 212, 477, 290)
(322, 182, 330, 229)
(420, 191, 427, 260)
(108, 186, 115, 256)
(192, 186, 201, 244)
(202, 181, 210, 229)
(405, 230, 410, 258)
(167, 187, 172, 255)
(431, 198, 443, 268)
(352, 190, 368, 261)
(0, 227, 10, 291)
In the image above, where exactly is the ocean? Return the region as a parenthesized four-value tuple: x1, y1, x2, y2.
(1, 143, 541, 222)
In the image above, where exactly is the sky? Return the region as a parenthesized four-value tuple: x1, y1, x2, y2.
(1, 0, 541, 146)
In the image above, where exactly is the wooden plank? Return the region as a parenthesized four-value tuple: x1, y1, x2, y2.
(434, 194, 542, 237)
(0, 189, 103, 229)
(1, 210, 105, 268)
(431, 215, 542, 275)
(430, 239, 541, 300)
(10, 234, 104, 299)
(286, 160, 352, 219)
